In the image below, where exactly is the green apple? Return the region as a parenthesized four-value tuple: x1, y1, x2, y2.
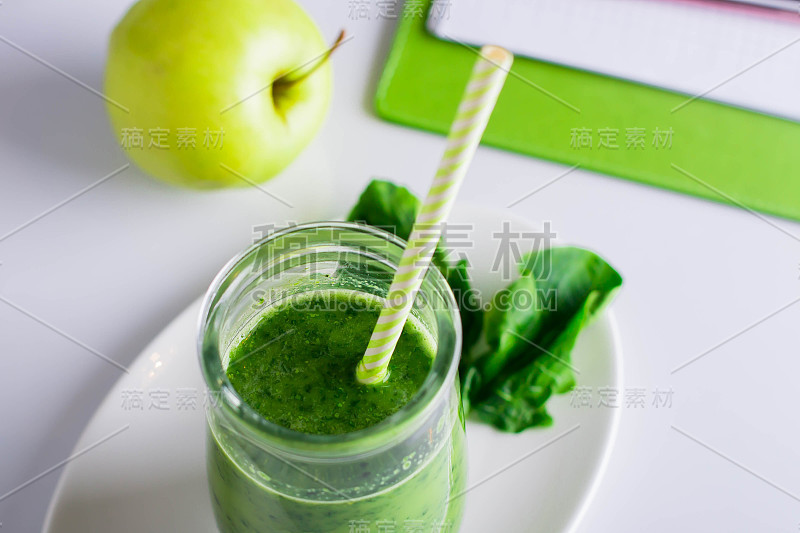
(104, 0, 332, 189)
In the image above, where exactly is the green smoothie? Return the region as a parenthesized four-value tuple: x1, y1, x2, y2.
(225, 292, 433, 435)
(208, 290, 467, 533)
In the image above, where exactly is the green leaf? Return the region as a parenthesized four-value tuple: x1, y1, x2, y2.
(479, 273, 537, 384)
(347, 179, 421, 242)
(346, 179, 451, 275)
(469, 247, 622, 432)
(446, 258, 484, 355)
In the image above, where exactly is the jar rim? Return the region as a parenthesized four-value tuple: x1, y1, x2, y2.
(197, 221, 462, 458)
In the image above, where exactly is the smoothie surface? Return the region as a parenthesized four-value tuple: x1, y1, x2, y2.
(226, 291, 435, 435)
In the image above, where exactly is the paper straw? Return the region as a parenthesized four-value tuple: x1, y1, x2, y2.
(357, 45, 513, 385)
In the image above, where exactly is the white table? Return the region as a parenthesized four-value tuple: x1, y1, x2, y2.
(1, 1, 799, 531)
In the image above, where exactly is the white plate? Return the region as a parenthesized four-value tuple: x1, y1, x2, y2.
(43, 205, 623, 533)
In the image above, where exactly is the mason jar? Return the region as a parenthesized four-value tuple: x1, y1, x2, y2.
(198, 222, 467, 533)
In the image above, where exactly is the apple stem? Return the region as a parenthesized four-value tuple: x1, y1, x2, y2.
(277, 29, 347, 87)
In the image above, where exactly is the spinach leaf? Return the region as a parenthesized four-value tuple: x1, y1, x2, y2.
(347, 180, 420, 242)
(468, 247, 622, 432)
(446, 258, 484, 376)
(347, 179, 451, 275)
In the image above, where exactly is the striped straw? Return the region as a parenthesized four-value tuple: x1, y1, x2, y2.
(357, 45, 513, 385)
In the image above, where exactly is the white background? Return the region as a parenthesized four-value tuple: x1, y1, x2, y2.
(1, 1, 799, 531)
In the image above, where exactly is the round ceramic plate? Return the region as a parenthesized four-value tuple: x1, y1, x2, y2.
(43, 205, 623, 533)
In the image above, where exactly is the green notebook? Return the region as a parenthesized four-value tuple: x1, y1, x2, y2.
(375, 1, 800, 222)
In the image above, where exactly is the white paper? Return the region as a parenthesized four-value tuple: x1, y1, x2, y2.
(428, 0, 800, 121)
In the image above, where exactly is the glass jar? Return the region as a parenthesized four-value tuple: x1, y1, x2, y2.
(198, 222, 467, 533)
